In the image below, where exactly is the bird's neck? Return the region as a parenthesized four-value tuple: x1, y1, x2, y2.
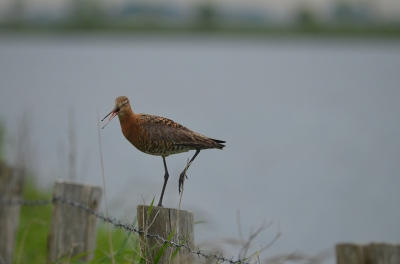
(117, 108, 135, 125)
(118, 108, 138, 145)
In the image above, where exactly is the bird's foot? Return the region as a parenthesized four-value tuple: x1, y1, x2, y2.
(178, 171, 188, 194)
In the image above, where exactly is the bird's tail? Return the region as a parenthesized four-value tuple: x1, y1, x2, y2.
(211, 138, 226, 149)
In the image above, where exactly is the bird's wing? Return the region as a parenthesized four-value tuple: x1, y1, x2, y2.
(139, 114, 214, 148)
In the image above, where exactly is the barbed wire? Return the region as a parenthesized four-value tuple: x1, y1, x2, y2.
(0, 197, 253, 264)
(0, 199, 52, 206)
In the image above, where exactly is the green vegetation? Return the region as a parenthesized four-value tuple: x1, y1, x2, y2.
(0, 121, 291, 263)
(13, 180, 143, 263)
(94, 222, 142, 263)
(14, 180, 51, 263)
(1, 1, 400, 37)
(2, 23, 400, 39)
(12, 181, 195, 263)
(0, 120, 182, 263)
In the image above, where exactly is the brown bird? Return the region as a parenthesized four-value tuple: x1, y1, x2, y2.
(101, 96, 225, 207)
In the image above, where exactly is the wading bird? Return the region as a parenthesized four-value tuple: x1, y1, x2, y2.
(102, 96, 225, 207)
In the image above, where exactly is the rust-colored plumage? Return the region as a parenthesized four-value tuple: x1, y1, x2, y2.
(102, 96, 225, 207)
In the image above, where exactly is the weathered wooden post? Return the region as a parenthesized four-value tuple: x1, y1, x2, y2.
(366, 243, 400, 264)
(336, 243, 400, 264)
(336, 243, 367, 264)
(0, 163, 24, 264)
(47, 180, 102, 264)
(137, 205, 194, 264)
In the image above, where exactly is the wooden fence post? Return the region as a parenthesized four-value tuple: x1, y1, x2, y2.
(366, 243, 400, 264)
(0, 164, 24, 264)
(336, 244, 366, 264)
(47, 180, 102, 264)
(137, 205, 194, 264)
(336, 243, 400, 264)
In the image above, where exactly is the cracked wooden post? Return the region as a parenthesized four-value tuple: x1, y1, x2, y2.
(336, 243, 400, 264)
(0, 163, 24, 264)
(137, 205, 194, 264)
(47, 180, 102, 264)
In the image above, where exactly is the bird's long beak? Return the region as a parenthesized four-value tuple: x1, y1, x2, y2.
(101, 107, 119, 129)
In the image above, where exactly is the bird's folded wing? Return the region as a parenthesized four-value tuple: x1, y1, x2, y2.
(144, 125, 219, 150)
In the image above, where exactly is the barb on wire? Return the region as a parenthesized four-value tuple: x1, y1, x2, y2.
(0, 197, 255, 264)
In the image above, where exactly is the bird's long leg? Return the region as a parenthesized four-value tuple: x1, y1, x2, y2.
(158, 156, 169, 207)
(179, 149, 201, 194)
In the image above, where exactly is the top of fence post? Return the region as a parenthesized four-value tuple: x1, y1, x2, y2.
(137, 205, 195, 264)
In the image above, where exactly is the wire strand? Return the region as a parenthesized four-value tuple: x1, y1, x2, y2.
(0, 197, 253, 264)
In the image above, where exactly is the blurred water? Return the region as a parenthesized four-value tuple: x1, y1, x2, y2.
(1, 34, 400, 262)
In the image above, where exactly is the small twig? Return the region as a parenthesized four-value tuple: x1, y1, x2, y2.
(259, 222, 281, 254)
(67, 242, 82, 263)
(97, 110, 115, 264)
(124, 211, 148, 262)
(251, 247, 261, 264)
(237, 210, 245, 246)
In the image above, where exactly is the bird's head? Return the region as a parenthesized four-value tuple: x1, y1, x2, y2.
(101, 96, 131, 129)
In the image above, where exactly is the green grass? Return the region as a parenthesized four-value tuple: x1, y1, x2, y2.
(93, 221, 143, 264)
(14, 180, 52, 264)
(13, 181, 144, 264)
(10, 179, 269, 264)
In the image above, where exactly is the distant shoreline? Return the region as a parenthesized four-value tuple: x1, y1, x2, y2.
(1, 23, 400, 38)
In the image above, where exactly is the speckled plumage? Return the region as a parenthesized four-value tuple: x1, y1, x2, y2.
(122, 113, 224, 156)
(102, 96, 225, 207)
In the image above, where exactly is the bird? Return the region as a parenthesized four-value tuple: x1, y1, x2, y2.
(101, 96, 225, 207)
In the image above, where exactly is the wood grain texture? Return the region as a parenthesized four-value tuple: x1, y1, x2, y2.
(0, 163, 24, 264)
(137, 205, 194, 264)
(366, 243, 400, 264)
(336, 244, 366, 264)
(46, 180, 102, 264)
(336, 243, 400, 264)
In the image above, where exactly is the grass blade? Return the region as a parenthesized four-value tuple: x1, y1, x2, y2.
(154, 229, 175, 264)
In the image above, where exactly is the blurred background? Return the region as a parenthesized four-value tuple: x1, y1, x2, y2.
(1, 0, 400, 33)
(1, 0, 400, 263)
